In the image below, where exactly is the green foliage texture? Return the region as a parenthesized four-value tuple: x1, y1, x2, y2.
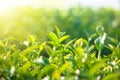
(0, 26, 120, 80)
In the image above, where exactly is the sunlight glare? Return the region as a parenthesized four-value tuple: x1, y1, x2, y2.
(0, 0, 30, 12)
(0, 0, 119, 13)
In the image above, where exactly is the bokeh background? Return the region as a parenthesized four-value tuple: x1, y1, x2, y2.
(0, 0, 120, 41)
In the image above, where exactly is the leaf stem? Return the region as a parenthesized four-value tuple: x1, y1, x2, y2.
(98, 49, 101, 60)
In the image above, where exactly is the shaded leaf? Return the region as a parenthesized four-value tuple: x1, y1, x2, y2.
(102, 72, 120, 80)
(89, 61, 104, 76)
(45, 45, 53, 55)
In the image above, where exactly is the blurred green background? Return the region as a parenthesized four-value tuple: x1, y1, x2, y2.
(0, 0, 120, 41)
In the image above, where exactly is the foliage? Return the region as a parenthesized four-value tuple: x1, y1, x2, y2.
(0, 7, 120, 41)
(0, 26, 120, 80)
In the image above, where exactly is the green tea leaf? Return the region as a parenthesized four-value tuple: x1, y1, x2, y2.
(45, 45, 53, 55)
(41, 64, 57, 76)
(39, 42, 46, 52)
(74, 38, 88, 48)
(59, 32, 66, 37)
(48, 32, 59, 46)
(0, 41, 4, 47)
(55, 25, 60, 37)
(112, 48, 120, 58)
(96, 26, 104, 36)
(20, 45, 40, 55)
(94, 37, 101, 50)
(89, 61, 104, 76)
(28, 35, 35, 46)
(59, 35, 70, 43)
(18, 61, 31, 74)
(64, 39, 76, 49)
(102, 72, 120, 80)
(94, 33, 106, 50)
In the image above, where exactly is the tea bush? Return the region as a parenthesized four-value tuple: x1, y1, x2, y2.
(0, 7, 120, 41)
(0, 26, 120, 80)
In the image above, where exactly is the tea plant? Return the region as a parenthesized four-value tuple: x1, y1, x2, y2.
(0, 26, 120, 80)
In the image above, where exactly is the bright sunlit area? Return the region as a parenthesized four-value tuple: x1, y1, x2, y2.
(0, 0, 120, 38)
(0, 0, 120, 80)
(0, 0, 119, 41)
(0, 0, 120, 11)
